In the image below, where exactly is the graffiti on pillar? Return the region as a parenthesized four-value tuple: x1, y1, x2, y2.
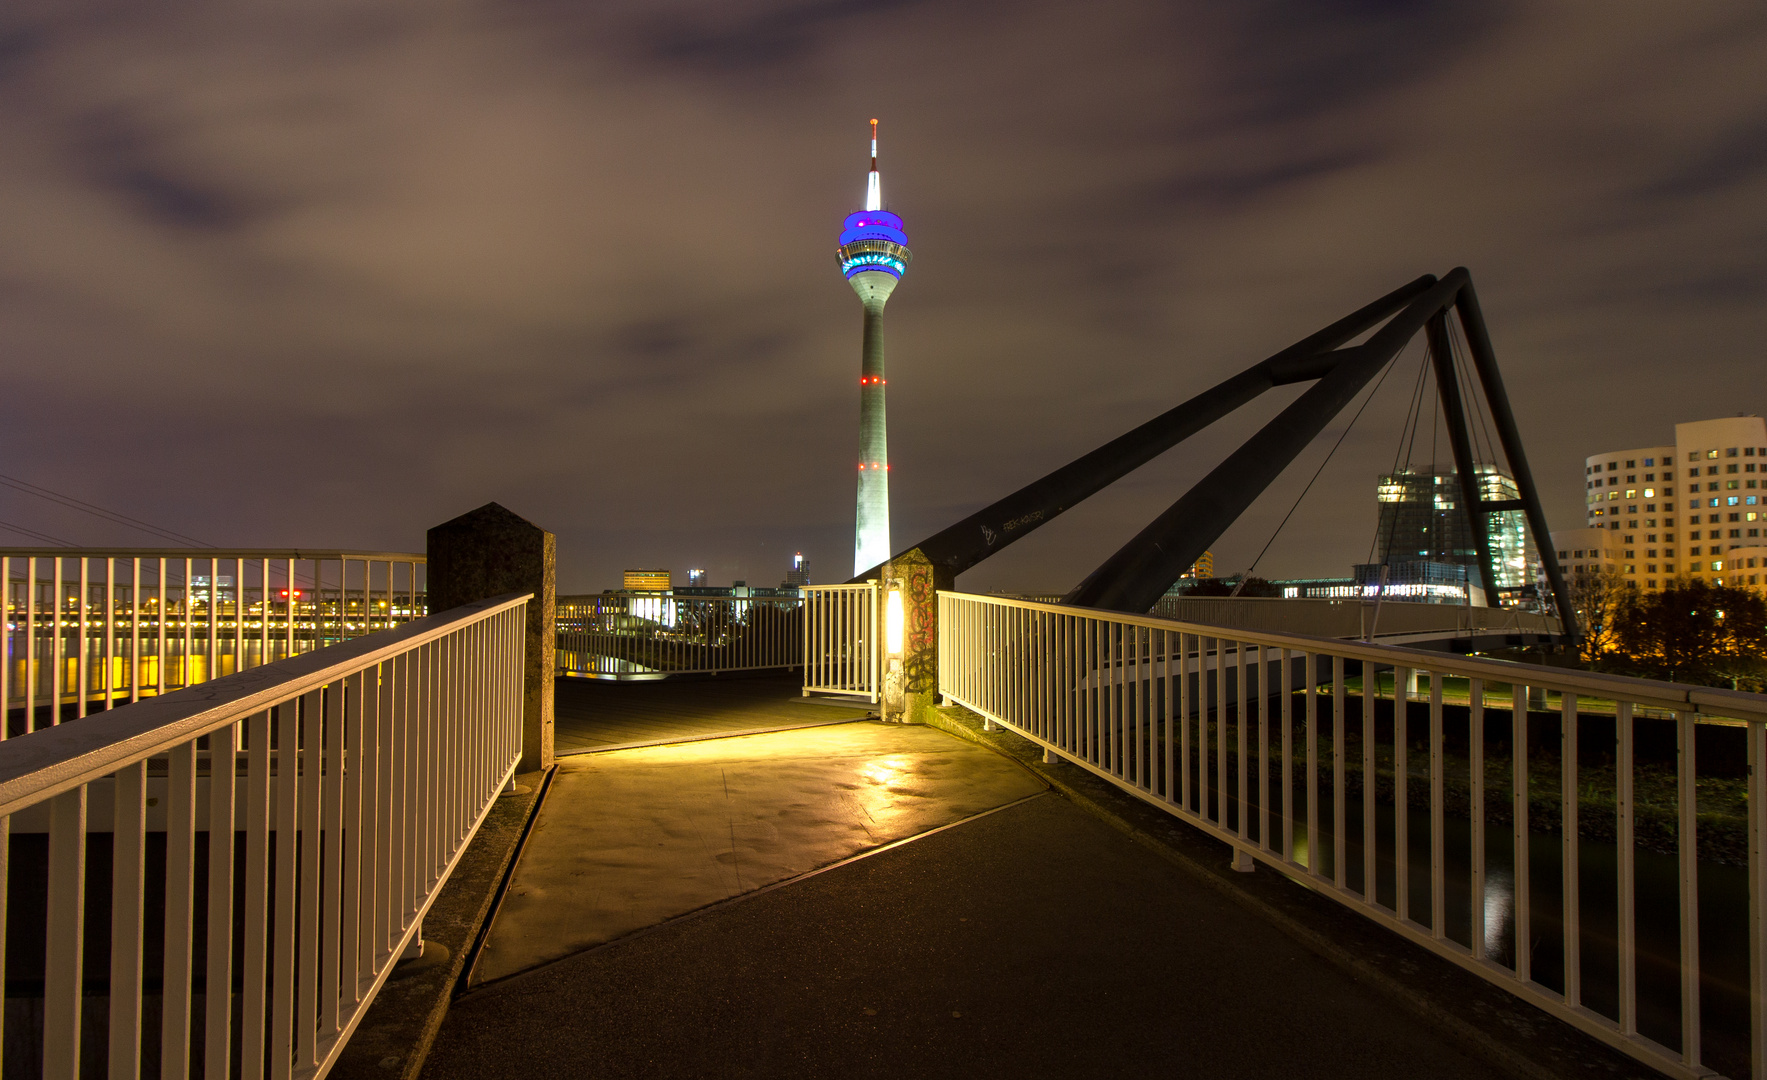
(899, 550, 940, 695)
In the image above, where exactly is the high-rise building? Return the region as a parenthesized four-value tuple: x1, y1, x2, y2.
(1364, 465, 1537, 605)
(1574, 415, 1767, 592)
(838, 119, 912, 576)
(783, 552, 811, 588)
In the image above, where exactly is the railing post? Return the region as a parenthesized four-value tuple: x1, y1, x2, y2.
(879, 547, 954, 724)
(427, 502, 556, 773)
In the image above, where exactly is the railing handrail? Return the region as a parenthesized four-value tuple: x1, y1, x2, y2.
(0, 591, 529, 816)
(0, 547, 425, 560)
(946, 591, 1767, 723)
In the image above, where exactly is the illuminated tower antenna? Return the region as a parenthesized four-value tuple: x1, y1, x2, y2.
(837, 119, 912, 576)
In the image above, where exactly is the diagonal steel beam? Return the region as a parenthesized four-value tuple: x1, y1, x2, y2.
(852, 274, 1440, 583)
(1452, 282, 1579, 638)
(1064, 271, 1472, 613)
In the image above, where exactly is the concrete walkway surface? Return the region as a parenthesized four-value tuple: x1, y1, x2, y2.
(429, 792, 1511, 1080)
(469, 721, 1045, 984)
(553, 672, 873, 753)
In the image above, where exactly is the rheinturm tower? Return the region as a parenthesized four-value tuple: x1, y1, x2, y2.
(838, 119, 912, 577)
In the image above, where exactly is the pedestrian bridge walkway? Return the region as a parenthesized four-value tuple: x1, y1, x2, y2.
(430, 715, 1514, 1080)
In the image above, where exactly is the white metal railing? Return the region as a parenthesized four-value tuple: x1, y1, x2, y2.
(2, 550, 427, 726)
(938, 590, 1767, 1080)
(555, 592, 800, 678)
(801, 583, 879, 701)
(0, 591, 527, 1079)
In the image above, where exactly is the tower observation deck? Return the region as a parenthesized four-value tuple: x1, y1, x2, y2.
(839, 119, 912, 577)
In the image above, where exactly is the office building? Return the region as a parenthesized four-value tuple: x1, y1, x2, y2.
(1577, 415, 1767, 590)
(1367, 465, 1537, 605)
(622, 569, 671, 592)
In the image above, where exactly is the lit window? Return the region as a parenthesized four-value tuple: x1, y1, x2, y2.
(1645, 458, 1656, 467)
(1731, 497, 1741, 506)
(1708, 450, 1720, 459)
(1625, 565, 1636, 574)
(1625, 488, 1636, 498)
(1643, 488, 1655, 498)
(1712, 560, 1724, 571)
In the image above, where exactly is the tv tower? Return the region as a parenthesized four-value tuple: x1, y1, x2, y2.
(838, 119, 912, 576)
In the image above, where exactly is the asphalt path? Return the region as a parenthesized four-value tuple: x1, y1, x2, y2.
(426, 792, 1511, 1080)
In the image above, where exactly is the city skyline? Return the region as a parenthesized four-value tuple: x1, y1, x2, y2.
(1, 4, 1764, 594)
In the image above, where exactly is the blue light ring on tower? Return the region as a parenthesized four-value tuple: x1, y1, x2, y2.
(838, 239, 912, 279)
(839, 210, 908, 247)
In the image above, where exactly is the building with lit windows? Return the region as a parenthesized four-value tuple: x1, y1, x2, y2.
(622, 569, 671, 592)
(1578, 415, 1767, 591)
(1550, 527, 1620, 578)
(1721, 546, 1767, 592)
(783, 553, 811, 588)
(1365, 466, 1538, 606)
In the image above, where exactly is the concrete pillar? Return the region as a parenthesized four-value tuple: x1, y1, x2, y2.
(879, 546, 954, 724)
(427, 502, 555, 773)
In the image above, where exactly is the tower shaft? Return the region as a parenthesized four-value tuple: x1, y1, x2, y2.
(855, 295, 891, 575)
(836, 119, 910, 577)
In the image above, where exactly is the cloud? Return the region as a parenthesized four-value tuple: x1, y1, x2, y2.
(0, 1, 1763, 595)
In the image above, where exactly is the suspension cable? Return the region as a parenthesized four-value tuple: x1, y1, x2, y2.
(1240, 342, 1409, 583)
(0, 472, 211, 547)
(0, 519, 73, 546)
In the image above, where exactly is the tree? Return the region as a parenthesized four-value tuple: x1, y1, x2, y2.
(1612, 579, 1767, 690)
(1566, 564, 1629, 663)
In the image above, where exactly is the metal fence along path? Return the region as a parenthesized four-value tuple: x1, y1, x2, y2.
(556, 592, 802, 678)
(937, 590, 1767, 1080)
(0, 591, 527, 1079)
(2, 550, 427, 726)
(801, 583, 879, 702)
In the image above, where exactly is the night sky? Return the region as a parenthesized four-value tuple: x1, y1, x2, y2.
(3, 2, 1764, 594)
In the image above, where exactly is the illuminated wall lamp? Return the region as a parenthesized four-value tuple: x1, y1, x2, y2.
(885, 585, 905, 657)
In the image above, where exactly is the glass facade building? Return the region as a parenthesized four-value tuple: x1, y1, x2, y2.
(1369, 465, 1540, 606)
